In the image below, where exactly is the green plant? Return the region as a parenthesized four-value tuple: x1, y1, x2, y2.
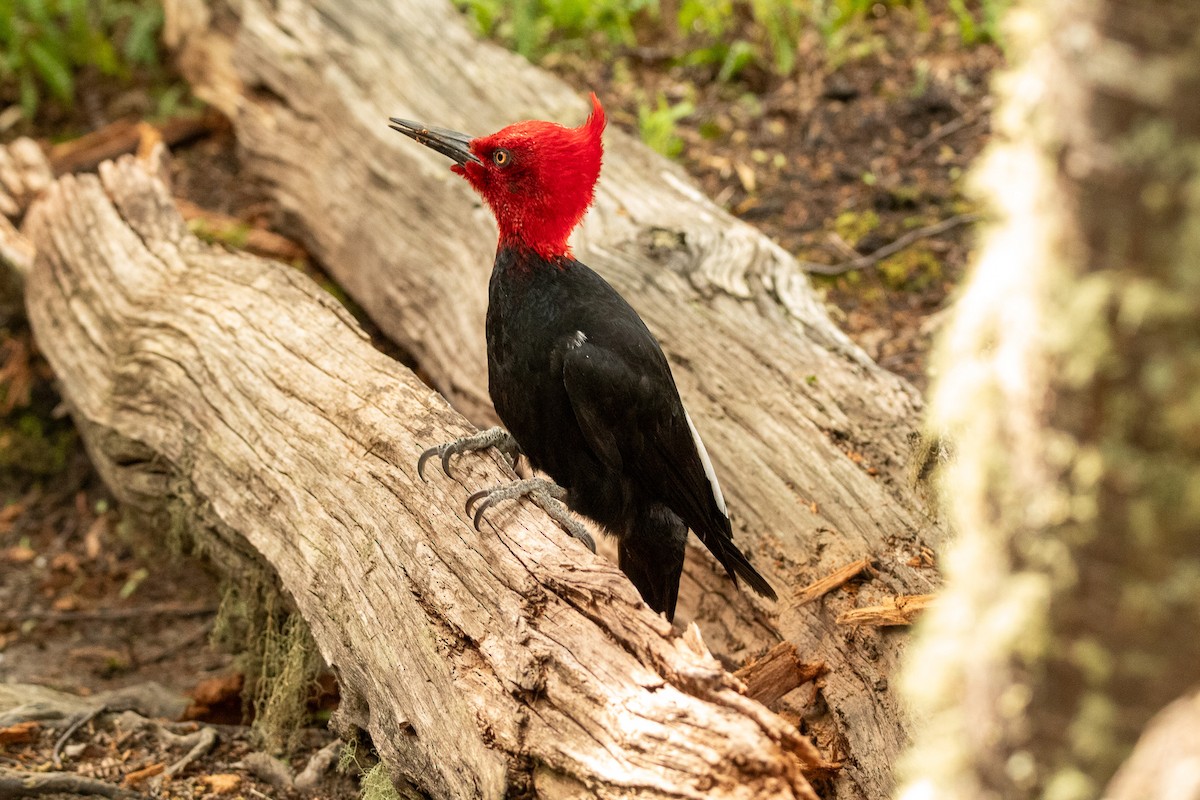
(0, 0, 164, 119)
(637, 92, 694, 158)
(458, 0, 655, 60)
(453, 0, 1009, 90)
(948, 0, 1007, 44)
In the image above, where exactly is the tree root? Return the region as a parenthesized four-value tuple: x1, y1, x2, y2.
(0, 768, 146, 799)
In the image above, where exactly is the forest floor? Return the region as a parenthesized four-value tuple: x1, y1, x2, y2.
(0, 4, 999, 798)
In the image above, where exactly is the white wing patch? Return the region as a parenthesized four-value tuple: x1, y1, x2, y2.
(567, 330, 588, 349)
(684, 409, 727, 517)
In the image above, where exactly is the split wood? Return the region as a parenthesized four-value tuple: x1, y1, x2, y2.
(734, 642, 827, 708)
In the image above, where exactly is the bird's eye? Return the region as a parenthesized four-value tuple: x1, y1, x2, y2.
(492, 149, 511, 167)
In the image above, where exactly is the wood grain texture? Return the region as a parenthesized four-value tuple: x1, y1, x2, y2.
(24, 156, 826, 800)
(162, 1, 947, 796)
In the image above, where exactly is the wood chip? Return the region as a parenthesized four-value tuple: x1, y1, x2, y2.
(0, 545, 35, 563)
(122, 762, 164, 786)
(836, 594, 935, 626)
(0, 720, 40, 745)
(733, 642, 826, 707)
(734, 161, 757, 194)
(794, 558, 871, 606)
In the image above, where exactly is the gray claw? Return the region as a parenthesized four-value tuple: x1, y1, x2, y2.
(417, 446, 442, 481)
(415, 427, 520, 481)
(466, 478, 595, 552)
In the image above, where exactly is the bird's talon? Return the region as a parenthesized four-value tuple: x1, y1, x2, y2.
(415, 427, 521, 481)
(472, 499, 495, 530)
(440, 448, 456, 478)
(416, 446, 441, 482)
(464, 488, 490, 515)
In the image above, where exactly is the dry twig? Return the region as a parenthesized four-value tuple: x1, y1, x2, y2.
(52, 705, 107, 768)
(0, 603, 215, 623)
(294, 738, 344, 789)
(800, 214, 983, 276)
(173, 199, 307, 263)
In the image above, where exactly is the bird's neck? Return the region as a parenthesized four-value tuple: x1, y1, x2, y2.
(494, 239, 573, 273)
(496, 236, 572, 268)
(487, 194, 587, 261)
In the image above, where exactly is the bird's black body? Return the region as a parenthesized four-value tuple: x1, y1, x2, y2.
(487, 244, 775, 619)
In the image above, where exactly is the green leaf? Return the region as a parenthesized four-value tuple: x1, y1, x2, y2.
(123, 4, 163, 65)
(0, 6, 15, 43)
(717, 39, 755, 82)
(27, 39, 73, 103)
(119, 567, 149, 599)
(88, 32, 122, 75)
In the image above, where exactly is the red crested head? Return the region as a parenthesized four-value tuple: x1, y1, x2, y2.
(388, 94, 603, 260)
(453, 94, 605, 258)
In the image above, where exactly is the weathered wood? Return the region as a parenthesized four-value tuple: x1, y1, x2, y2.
(24, 155, 825, 800)
(0, 137, 51, 319)
(0, 138, 52, 219)
(163, 2, 947, 796)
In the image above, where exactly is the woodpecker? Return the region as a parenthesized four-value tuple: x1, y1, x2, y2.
(390, 95, 776, 620)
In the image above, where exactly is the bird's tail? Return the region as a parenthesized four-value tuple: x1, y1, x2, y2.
(711, 535, 778, 601)
(618, 505, 688, 622)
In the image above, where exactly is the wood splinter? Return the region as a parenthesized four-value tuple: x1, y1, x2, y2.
(836, 594, 936, 627)
(794, 558, 872, 606)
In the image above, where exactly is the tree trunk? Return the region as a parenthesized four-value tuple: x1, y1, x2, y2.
(900, 0, 1200, 797)
(163, 2, 947, 796)
(24, 154, 828, 800)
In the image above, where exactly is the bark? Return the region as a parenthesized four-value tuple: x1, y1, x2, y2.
(900, 0, 1200, 798)
(24, 155, 826, 800)
(162, 2, 948, 796)
(0, 137, 51, 320)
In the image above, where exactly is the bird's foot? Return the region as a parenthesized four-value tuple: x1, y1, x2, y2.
(465, 478, 596, 553)
(417, 426, 521, 480)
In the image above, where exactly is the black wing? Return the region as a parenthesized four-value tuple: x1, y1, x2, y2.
(561, 336, 776, 600)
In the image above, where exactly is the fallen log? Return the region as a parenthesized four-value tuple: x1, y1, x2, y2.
(0, 137, 52, 319)
(25, 154, 826, 799)
(164, 1, 947, 795)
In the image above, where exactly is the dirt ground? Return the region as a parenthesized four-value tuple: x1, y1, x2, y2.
(0, 3, 999, 797)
